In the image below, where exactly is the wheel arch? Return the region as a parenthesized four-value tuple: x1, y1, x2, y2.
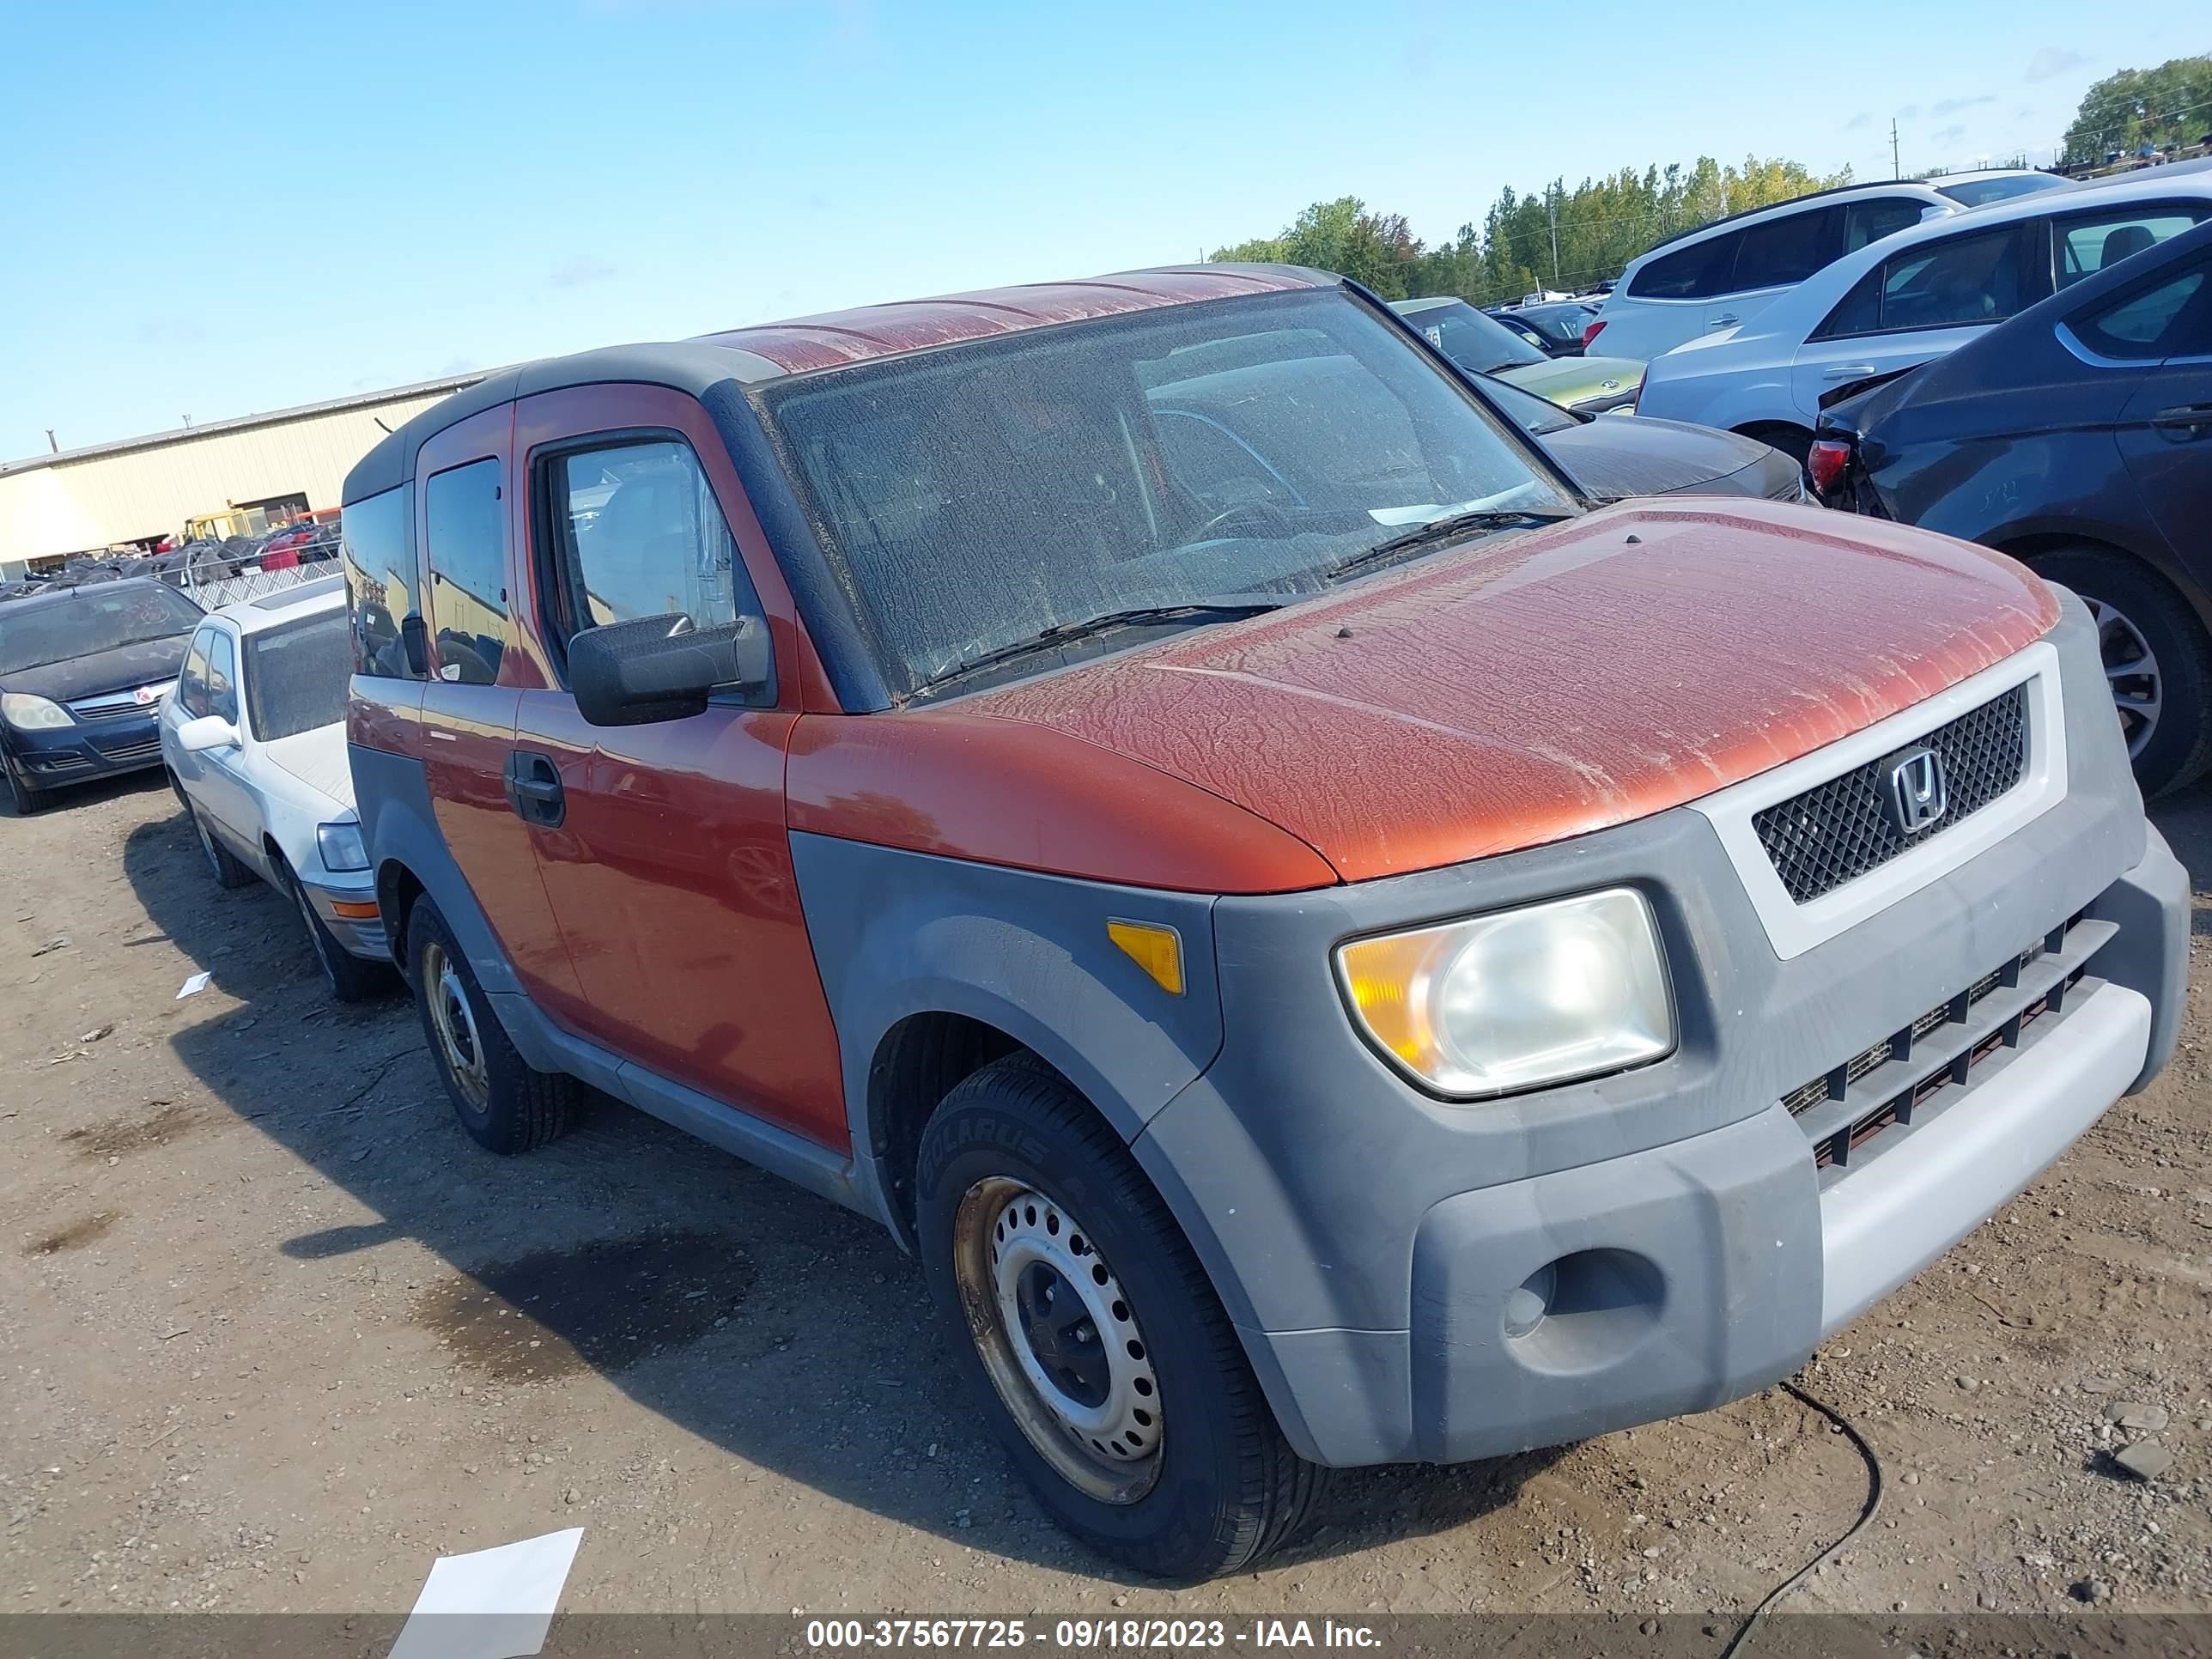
(1988, 531, 2212, 641)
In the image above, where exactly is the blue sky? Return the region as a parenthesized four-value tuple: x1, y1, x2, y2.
(3, 0, 2203, 460)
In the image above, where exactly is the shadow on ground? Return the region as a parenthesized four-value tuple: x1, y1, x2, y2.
(121, 802, 1559, 1581)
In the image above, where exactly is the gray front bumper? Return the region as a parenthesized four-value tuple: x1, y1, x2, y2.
(301, 878, 391, 963)
(1133, 596, 2186, 1469)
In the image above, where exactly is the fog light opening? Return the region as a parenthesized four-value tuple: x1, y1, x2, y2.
(1503, 1262, 1556, 1340)
(1504, 1249, 1666, 1373)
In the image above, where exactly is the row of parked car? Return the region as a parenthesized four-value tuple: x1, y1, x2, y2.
(0, 252, 2191, 1584)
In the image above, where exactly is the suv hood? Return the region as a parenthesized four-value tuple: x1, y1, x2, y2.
(0, 635, 189, 704)
(963, 500, 2056, 882)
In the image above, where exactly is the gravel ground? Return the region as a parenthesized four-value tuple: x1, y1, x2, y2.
(3, 769, 2209, 1619)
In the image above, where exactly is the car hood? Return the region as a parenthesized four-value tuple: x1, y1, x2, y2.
(1498, 353, 1645, 405)
(0, 635, 189, 703)
(1541, 416, 1785, 501)
(958, 499, 2056, 882)
(260, 726, 356, 812)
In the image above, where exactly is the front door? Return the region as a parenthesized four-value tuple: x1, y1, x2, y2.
(2106, 252, 2212, 558)
(412, 405, 580, 1009)
(508, 384, 848, 1150)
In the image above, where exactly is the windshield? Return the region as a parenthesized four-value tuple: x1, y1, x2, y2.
(764, 289, 1571, 694)
(0, 584, 202, 675)
(244, 611, 351, 741)
(1399, 299, 1549, 374)
(1936, 173, 2070, 208)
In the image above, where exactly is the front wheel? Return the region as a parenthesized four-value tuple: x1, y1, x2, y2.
(407, 895, 574, 1153)
(283, 862, 394, 1004)
(3, 755, 43, 817)
(916, 1054, 1324, 1579)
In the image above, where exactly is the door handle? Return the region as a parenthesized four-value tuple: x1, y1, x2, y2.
(1708, 314, 1739, 328)
(1822, 364, 1879, 380)
(2149, 404, 2212, 437)
(503, 750, 566, 828)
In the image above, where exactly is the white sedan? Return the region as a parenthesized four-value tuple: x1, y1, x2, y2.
(1631, 172, 2212, 459)
(158, 576, 392, 1001)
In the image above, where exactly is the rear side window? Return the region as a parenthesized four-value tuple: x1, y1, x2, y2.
(1843, 197, 1929, 252)
(1730, 207, 1838, 291)
(1628, 229, 1741, 300)
(341, 484, 421, 680)
(1814, 226, 2029, 339)
(2071, 257, 2212, 360)
(423, 459, 508, 687)
(542, 437, 762, 662)
(2054, 206, 2209, 290)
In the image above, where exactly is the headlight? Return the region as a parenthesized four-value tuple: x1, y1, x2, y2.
(0, 692, 73, 731)
(1336, 887, 1674, 1098)
(315, 821, 370, 873)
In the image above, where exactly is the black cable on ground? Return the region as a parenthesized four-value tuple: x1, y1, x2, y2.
(1718, 1379, 1887, 1659)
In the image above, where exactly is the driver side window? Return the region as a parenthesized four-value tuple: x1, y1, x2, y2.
(204, 630, 239, 726)
(178, 629, 215, 720)
(543, 437, 764, 662)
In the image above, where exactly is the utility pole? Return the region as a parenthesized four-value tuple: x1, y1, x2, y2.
(1891, 118, 1901, 179)
(1548, 187, 1560, 289)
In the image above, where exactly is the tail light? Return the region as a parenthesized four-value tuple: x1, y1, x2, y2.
(1807, 438, 1852, 497)
(1583, 318, 1607, 349)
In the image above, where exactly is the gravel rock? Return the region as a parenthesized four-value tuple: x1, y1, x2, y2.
(2112, 1441, 2176, 1481)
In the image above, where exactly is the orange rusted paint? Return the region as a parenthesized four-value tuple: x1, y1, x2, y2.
(947, 499, 2057, 884)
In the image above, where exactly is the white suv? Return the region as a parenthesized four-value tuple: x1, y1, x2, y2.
(1588, 171, 2072, 363)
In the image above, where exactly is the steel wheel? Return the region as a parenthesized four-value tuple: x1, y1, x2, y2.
(952, 1177, 1163, 1504)
(2087, 595, 2162, 761)
(422, 939, 490, 1110)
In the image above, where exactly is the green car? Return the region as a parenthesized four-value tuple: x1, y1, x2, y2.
(1393, 295, 1644, 413)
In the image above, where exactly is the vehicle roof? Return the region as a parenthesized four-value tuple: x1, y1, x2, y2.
(1391, 295, 1464, 315)
(0, 576, 180, 614)
(343, 264, 1333, 504)
(1630, 178, 1966, 260)
(211, 575, 348, 635)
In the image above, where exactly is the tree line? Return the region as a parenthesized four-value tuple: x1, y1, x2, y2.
(2062, 55, 2212, 164)
(1208, 155, 1850, 309)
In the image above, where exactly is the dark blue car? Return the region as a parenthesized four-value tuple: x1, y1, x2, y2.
(1814, 216, 2212, 796)
(0, 578, 205, 813)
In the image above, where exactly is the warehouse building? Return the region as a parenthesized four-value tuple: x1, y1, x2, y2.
(0, 373, 483, 580)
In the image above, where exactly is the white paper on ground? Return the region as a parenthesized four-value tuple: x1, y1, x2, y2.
(386, 1527, 585, 1659)
(174, 971, 212, 1000)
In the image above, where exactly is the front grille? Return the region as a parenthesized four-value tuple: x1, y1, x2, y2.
(1784, 914, 2104, 1176)
(1753, 684, 2028, 903)
(88, 735, 163, 764)
(69, 684, 167, 721)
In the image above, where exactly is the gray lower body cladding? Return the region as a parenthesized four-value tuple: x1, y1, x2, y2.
(1133, 593, 2185, 1467)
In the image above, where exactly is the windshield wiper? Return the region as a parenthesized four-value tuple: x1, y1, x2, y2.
(1325, 508, 1573, 584)
(924, 598, 1291, 690)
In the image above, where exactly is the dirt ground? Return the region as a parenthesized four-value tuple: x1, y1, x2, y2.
(3, 769, 2209, 1621)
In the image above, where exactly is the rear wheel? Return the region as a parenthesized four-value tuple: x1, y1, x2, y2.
(2033, 548, 2212, 798)
(916, 1053, 1324, 1579)
(408, 895, 574, 1153)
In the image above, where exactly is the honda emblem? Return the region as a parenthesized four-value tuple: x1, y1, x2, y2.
(1884, 747, 1948, 836)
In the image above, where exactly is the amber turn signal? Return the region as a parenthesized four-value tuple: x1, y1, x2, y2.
(329, 899, 382, 921)
(1107, 919, 1184, 996)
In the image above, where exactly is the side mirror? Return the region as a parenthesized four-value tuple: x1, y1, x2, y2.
(177, 714, 240, 755)
(568, 614, 772, 728)
(400, 613, 429, 679)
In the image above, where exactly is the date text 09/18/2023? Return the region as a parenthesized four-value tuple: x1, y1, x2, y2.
(801, 1620, 1383, 1650)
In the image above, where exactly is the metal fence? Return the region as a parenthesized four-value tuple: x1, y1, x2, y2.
(152, 550, 338, 611)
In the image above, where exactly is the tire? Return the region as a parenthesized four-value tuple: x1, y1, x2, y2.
(915, 1053, 1324, 1579)
(187, 799, 253, 888)
(3, 754, 43, 817)
(407, 894, 574, 1153)
(2033, 548, 2212, 798)
(280, 859, 394, 1005)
